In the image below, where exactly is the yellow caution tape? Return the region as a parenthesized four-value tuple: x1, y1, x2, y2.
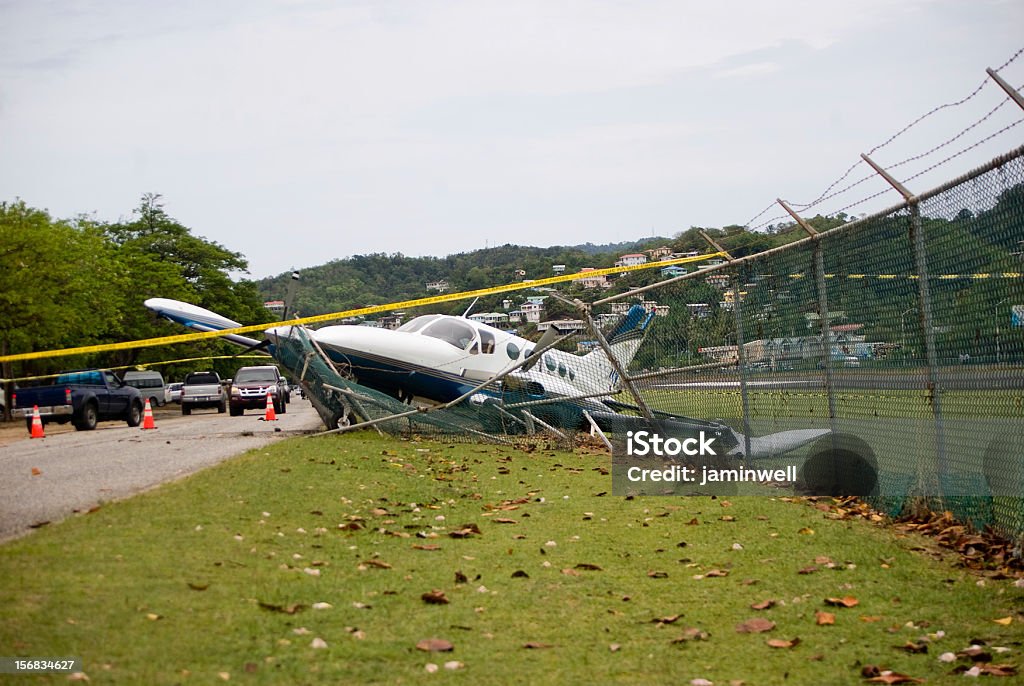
(0, 252, 725, 364)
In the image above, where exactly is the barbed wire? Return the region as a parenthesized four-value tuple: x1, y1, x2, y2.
(902, 116, 1024, 187)
(763, 48, 1024, 225)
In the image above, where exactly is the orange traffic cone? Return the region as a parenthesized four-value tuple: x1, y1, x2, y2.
(262, 392, 278, 421)
(30, 406, 45, 439)
(141, 398, 157, 430)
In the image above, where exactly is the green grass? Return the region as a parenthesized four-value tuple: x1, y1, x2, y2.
(1, 433, 1021, 685)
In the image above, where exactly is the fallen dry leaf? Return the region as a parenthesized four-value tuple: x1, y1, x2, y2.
(421, 589, 450, 605)
(416, 638, 454, 652)
(412, 544, 441, 551)
(798, 527, 815, 535)
(864, 671, 924, 684)
(896, 641, 928, 654)
(992, 616, 1013, 625)
(651, 614, 683, 625)
(363, 559, 392, 569)
(735, 618, 775, 633)
(523, 642, 555, 649)
(824, 596, 859, 608)
(815, 611, 835, 626)
(575, 563, 603, 571)
(751, 599, 776, 610)
(671, 627, 710, 643)
(704, 569, 729, 578)
(258, 601, 305, 614)
(798, 566, 819, 575)
(647, 570, 669, 579)
(493, 518, 518, 524)
(766, 637, 800, 649)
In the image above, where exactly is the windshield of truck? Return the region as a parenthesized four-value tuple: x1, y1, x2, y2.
(234, 368, 279, 383)
(185, 372, 219, 385)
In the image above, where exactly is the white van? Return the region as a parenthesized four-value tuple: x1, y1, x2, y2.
(122, 370, 169, 407)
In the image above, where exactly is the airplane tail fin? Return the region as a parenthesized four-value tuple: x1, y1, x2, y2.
(582, 304, 654, 391)
(143, 297, 265, 348)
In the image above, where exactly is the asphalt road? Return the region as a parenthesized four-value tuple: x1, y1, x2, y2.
(0, 400, 324, 543)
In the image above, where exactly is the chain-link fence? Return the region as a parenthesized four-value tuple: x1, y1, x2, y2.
(275, 145, 1023, 543)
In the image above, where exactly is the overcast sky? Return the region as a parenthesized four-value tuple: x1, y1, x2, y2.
(2, 1, 1022, 279)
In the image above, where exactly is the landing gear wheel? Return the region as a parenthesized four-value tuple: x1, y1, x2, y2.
(329, 400, 355, 430)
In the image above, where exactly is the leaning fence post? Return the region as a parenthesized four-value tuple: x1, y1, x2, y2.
(862, 154, 947, 496)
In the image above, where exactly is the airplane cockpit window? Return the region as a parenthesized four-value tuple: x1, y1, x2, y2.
(479, 330, 495, 354)
(397, 315, 441, 333)
(422, 318, 477, 351)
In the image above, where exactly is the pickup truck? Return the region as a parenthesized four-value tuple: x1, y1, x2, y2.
(12, 369, 144, 433)
(229, 365, 288, 416)
(181, 371, 227, 415)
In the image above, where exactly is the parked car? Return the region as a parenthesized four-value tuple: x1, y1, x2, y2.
(167, 382, 184, 404)
(12, 369, 143, 432)
(181, 371, 227, 415)
(229, 365, 288, 416)
(122, 370, 169, 407)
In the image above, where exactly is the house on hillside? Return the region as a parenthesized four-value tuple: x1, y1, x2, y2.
(575, 267, 610, 289)
(426, 280, 450, 293)
(615, 253, 647, 268)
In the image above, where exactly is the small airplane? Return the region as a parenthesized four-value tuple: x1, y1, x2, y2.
(143, 297, 835, 463)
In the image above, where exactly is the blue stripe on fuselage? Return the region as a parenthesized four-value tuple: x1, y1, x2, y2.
(320, 346, 487, 403)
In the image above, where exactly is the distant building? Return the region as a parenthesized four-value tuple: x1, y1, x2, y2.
(469, 312, 510, 327)
(501, 298, 513, 310)
(687, 303, 712, 318)
(660, 265, 687, 278)
(537, 319, 587, 334)
(379, 314, 404, 330)
(552, 264, 566, 274)
(263, 300, 285, 316)
(705, 273, 730, 289)
(615, 253, 647, 268)
(426, 280, 450, 293)
(697, 259, 727, 270)
(522, 298, 545, 323)
(646, 246, 673, 260)
(575, 267, 610, 289)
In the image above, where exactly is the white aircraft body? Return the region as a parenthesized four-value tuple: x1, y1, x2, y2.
(144, 297, 834, 461)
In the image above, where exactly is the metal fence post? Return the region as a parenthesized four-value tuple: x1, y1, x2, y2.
(777, 200, 837, 437)
(862, 154, 947, 496)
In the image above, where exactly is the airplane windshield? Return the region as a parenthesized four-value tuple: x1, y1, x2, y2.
(421, 319, 477, 351)
(397, 315, 441, 333)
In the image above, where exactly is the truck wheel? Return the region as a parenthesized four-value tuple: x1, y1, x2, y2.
(25, 417, 33, 434)
(230, 406, 243, 417)
(279, 397, 287, 415)
(126, 399, 143, 427)
(75, 402, 99, 431)
(182, 405, 192, 416)
(218, 400, 227, 413)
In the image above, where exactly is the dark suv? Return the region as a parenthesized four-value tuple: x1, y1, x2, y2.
(229, 365, 288, 416)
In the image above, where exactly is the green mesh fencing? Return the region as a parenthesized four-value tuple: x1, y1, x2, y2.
(268, 147, 1024, 543)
